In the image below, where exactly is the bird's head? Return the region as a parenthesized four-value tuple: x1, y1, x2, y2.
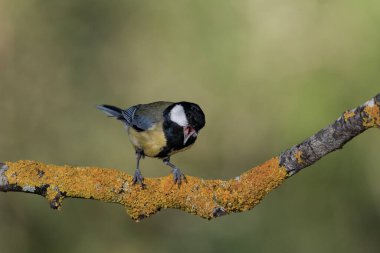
(167, 102, 206, 145)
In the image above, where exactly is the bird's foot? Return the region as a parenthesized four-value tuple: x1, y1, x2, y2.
(171, 167, 187, 186)
(132, 169, 146, 189)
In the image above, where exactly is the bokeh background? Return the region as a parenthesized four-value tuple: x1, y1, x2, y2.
(0, 1, 379, 252)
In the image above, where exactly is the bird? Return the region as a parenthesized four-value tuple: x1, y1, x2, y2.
(97, 101, 206, 187)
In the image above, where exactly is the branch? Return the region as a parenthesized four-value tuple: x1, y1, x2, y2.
(1, 94, 379, 221)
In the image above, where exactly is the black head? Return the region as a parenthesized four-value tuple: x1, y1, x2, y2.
(179, 102, 205, 131)
(158, 102, 205, 157)
(166, 102, 206, 131)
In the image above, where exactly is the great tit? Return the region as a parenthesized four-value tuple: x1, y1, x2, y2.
(97, 101, 205, 187)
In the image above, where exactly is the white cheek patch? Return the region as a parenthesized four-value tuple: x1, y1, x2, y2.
(170, 105, 188, 127)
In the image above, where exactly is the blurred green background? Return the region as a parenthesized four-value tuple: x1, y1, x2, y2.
(0, 0, 379, 252)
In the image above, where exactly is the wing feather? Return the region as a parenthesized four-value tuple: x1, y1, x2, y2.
(122, 102, 173, 131)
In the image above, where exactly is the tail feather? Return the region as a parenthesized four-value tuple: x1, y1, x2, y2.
(97, 105, 124, 120)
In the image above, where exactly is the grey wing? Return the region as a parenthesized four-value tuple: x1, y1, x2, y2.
(123, 101, 173, 131)
(121, 104, 156, 131)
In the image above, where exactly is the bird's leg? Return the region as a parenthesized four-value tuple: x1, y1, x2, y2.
(163, 157, 187, 186)
(133, 150, 145, 188)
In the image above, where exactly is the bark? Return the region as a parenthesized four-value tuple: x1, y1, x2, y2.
(0, 93, 379, 221)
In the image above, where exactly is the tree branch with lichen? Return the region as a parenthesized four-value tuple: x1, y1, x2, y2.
(1, 93, 379, 221)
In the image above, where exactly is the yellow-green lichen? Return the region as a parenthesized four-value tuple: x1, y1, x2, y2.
(363, 104, 380, 128)
(343, 111, 355, 122)
(294, 150, 303, 164)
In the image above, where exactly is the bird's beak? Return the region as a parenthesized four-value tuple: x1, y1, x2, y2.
(183, 126, 197, 145)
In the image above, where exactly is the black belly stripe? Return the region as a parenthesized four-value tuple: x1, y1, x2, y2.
(156, 121, 196, 158)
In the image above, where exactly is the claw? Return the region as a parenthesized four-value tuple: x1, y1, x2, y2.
(132, 150, 146, 189)
(163, 157, 187, 187)
(132, 169, 145, 189)
(171, 167, 187, 186)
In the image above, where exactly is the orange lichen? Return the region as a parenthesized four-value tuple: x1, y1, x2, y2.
(363, 104, 380, 128)
(294, 150, 303, 164)
(3, 158, 287, 220)
(4, 160, 130, 205)
(343, 110, 355, 122)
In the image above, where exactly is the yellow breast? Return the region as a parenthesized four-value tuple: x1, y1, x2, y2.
(127, 123, 167, 157)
